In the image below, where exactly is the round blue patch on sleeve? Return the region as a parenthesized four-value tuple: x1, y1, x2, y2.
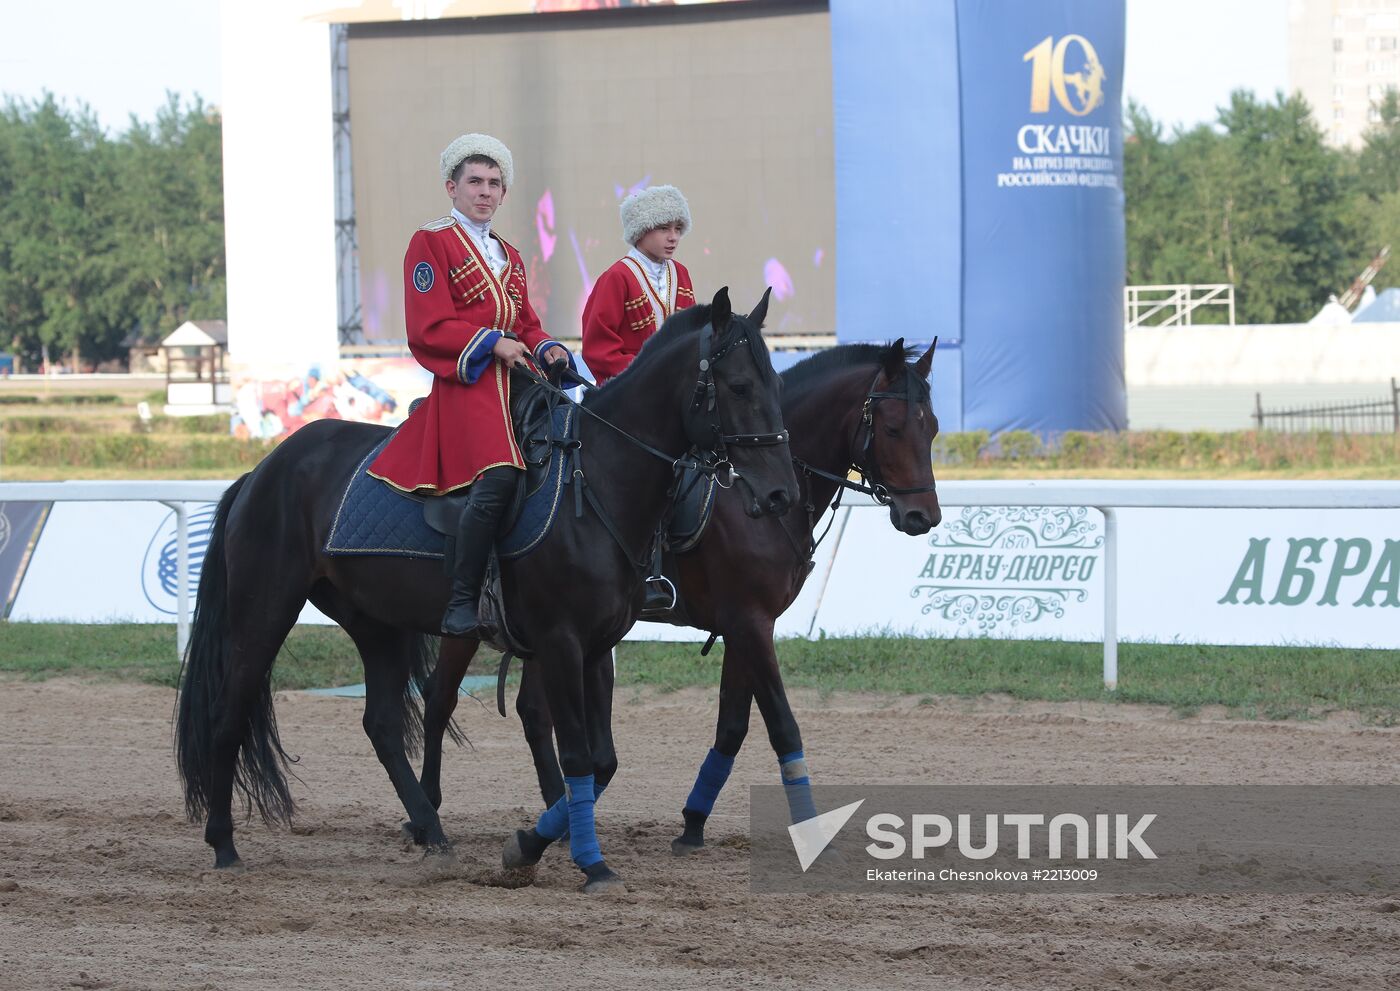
(412, 261, 434, 293)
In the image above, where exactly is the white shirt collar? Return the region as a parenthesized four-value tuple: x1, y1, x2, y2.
(627, 247, 667, 290)
(452, 208, 491, 242)
(451, 208, 506, 276)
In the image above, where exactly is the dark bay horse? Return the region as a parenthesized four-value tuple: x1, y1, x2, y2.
(175, 288, 797, 892)
(414, 340, 941, 865)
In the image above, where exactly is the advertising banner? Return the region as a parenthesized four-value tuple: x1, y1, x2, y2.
(9, 502, 330, 625)
(809, 505, 1400, 648)
(12, 498, 1396, 649)
(0, 501, 50, 615)
(957, 0, 1127, 434)
(830, 0, 1126, 434)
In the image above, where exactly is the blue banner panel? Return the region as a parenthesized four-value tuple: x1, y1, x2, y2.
(957, 0, 1126, 434)
(831, 0, 963, 430)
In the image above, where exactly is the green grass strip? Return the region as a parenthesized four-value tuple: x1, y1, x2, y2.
(3, 623, 1398, 724)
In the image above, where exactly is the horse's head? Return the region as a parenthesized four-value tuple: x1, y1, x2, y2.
(685, 287, 797, 518)
(860, 339, 942, 535)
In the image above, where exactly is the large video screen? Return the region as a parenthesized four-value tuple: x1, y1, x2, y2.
(346, 2, 833, 345)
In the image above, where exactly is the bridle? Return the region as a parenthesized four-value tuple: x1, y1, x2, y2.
(791, 356, 939, 508)
(512, 315, 789, 575)
(687, 318, 789, 488)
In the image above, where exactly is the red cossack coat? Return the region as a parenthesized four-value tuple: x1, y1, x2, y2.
(368, 217, 564, 494)
(581, 257, 694, 385)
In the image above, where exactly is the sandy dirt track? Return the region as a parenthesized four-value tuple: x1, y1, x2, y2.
(2, 678, 1399, 991)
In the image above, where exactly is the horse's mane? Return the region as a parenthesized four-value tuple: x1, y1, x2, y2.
(780, 342, 927, 400)
(586, 300, 772, 404)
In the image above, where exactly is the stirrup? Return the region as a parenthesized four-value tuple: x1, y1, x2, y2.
(641, 574, 677, 614)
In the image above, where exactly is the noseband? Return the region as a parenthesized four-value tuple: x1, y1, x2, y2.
(792, 361, 939, 506)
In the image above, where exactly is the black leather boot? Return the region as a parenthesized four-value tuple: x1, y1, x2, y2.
(442, 467, 517, 638)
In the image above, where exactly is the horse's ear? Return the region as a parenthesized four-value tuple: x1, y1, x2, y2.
(883, 337, 906, 379)
(914, 337, 937, 379)
(748, 286, 773, 329)
(711, 287, 732, 332)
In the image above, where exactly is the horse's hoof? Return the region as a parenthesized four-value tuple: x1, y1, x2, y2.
(213, 855, 245, 873)
(400, 820, 424, 844)
(671, 835, 705, 857)
(581, 862, 625, 895)
(502, 829, 547, 869)
(422, 841, 455, 861)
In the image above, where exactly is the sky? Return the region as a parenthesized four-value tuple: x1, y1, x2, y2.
(0, 0, 1291, 134)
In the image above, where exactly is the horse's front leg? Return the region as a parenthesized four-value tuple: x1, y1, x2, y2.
(503, 641, 623, 894)
(505, 651, 610, 872)
(518, 659, 565, 807)
(673, 640, 753, 854)
(732, 618, 816, 826)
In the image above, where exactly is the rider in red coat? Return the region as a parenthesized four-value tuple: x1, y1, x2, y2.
(369, 133, 570, 638)
(581, 185, 695, 385)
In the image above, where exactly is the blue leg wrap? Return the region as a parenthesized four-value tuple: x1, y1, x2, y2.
(779, 749, 818, 824)
(536, 794, 570, 841)
(535, 781, 606, 842)
(564, 774, 604, 869)
(684, 748, 736, 816)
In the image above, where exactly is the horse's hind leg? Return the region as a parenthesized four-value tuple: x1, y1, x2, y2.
(204, 599, 303, 869)
(349, 618, 451, 851)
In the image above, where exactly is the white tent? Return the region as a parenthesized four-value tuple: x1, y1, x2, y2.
(1307, 297, 1353, 326)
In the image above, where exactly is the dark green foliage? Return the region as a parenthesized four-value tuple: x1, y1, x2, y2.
(936, 430, 989, 464)
(1125, 90, 1400, 324)
(5, 433, 273, 468)
(0, 92, 224, 368)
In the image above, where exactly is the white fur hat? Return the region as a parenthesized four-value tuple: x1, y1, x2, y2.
(620, 185, 691, 245)
(440, 133, 515, 188)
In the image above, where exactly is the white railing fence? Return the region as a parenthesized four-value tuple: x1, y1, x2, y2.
(3, 479, 1399, 687)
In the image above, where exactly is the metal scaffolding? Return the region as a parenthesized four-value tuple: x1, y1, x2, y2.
(332, 24, 363, 345)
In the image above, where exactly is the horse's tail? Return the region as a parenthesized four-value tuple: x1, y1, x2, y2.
(174, 472, 296, 827)
(403, 632, 438, 756)
(406, 634, 468, 749)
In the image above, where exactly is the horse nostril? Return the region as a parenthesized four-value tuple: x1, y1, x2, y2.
(769, 490, 792, 515)
(904, 510, 933, 534)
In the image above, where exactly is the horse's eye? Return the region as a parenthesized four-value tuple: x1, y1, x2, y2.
(730, 381, 751, 398)
(883, 425, 902, 438)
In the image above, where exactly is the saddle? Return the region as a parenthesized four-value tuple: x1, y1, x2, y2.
(324, 373, 578, 658)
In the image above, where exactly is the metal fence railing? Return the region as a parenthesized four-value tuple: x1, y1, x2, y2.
(1254, 378, 1400, 433)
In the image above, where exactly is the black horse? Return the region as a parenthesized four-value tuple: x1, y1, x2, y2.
(174, 288, 797, 892)
(414, 340, 941, 865)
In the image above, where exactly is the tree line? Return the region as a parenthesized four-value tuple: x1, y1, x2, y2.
(1125, 89, 1400, 324)
(0, 93, 225, 370)
(1, 88, 1397, 369)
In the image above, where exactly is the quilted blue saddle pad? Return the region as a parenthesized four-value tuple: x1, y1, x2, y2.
(324, 404, 576, 562)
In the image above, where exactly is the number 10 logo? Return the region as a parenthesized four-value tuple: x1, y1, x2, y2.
(1023, 35, 1106, 117)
